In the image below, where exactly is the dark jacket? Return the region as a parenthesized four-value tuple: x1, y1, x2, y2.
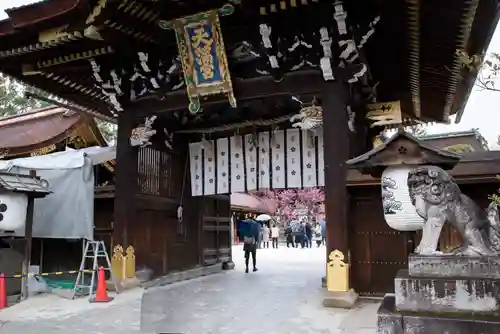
(305, 223, 313, 238)
(249, 220, 261, 241)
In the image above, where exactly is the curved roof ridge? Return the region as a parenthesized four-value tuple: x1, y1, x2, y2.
(4, 0, 83, 29)
(0, 106, 72, 126)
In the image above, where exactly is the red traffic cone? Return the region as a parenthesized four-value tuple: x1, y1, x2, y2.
(0, 274, 7, 309)
(91, 267, 113, 303)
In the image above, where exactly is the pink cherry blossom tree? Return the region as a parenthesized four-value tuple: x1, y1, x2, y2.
(295, 187, 325, 219)
(250, 187, 324, 223)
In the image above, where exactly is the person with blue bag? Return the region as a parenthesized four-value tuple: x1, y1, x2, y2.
(240, 219, 260, 273)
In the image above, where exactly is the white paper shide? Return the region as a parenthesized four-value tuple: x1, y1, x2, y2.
(381, 166, 424, 231)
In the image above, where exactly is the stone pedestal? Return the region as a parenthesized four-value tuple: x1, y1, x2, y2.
(222, 260, 235, 270)
(322, 289, 358, 308)
(376, 255, 500, 333)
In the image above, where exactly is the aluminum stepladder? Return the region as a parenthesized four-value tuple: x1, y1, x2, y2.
(72, 240, 122, 301)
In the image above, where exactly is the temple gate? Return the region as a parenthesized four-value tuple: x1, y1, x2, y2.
(0, 0, 497, 306)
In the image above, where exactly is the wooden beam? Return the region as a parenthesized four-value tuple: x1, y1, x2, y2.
(132, 70, 325, 117)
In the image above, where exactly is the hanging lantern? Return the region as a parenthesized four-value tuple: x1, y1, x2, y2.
(381, 165, 424, 231)
(0, 193, 28, 231)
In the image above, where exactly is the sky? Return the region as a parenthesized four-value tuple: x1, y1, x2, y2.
(1, 0, 500, 148)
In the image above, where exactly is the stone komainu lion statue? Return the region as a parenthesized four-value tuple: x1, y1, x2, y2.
(407, 165, 500, 256)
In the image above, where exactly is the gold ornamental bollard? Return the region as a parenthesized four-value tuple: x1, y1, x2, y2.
(111, 245, 125, 282)
(326, 250, 350, 292)
(125, 246, 136, 278)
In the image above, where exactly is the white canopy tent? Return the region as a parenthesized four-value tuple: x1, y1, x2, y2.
(0, 146, 116, 239)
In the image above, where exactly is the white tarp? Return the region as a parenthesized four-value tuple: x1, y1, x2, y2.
(0, 146, 116, 170)
(0, 146, 116, 239)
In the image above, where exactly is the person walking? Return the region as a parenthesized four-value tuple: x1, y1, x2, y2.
(305, 221, 313, 248)
(243, 220, 260, 273)
(298, 222, 306, 248)
(262, 223, 270, 248)
(313, 223, 322, 247)
(285, 224, 295, 248)
(271, 224, 280, 248)
(320, 219, 326, 245)
(290, 219, 301, 248)
(257, 223, 263, 249)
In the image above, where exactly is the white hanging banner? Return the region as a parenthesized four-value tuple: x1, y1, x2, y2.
(230, 135, 245, 193)
(216, 138, 229, 194)
(189, 129, 325, 196)
(271, 130, 286, 188)
(203, 141, 216, 195)
(245, 134, 258, 191)
(302, 130, 317, 188)
(286, 129, 301, 188)
(317, 128, 325, 187)
(258, 132, 271, 189)
(189, 142, 203, 196)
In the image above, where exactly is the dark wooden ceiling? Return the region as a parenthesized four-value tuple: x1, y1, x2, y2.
(0, 0, 497, 123)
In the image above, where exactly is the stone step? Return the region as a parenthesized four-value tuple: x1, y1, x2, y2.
(394, 269, 500, 315)
(377, 294, 500, 334)
(408, 254, 500, 279)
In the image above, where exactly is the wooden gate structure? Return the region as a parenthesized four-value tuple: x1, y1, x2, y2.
(0, 0, 497, 287)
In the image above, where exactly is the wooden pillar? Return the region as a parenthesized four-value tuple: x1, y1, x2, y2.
(321, 80, 358, 308)
(322, 80, 349, 258)
(113, 109, 138, 247)
(21, 170, 36, 301)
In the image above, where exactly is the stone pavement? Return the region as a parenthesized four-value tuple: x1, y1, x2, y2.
(0, 245, 379, 333)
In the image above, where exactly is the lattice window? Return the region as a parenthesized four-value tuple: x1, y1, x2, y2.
(137, 147, 172, 196)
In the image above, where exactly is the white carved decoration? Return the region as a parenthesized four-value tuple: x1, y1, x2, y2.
(177, 205, 183, 222)
(347, 105, 356, 133)
(259, 24, 280, 69)
(130, 116, 157, 147)
(288, 34, 314, 71)
(89, 58, 103, 83)
(0, 193, 28, 231)
(290, 103, 323, 130)
(319, 27, 334, 80)
(110, 70, 123, 95)
(359, 16, 381, 49)
(138, 52, 151, 72)
(381, 166, 424, 231)
(333, 2, 348, 35)
(163, 128, 174, 150)
(334, 1, 378, 84)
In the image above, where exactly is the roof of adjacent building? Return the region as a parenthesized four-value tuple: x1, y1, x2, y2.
(421, 129, 489, 151)
(0, 105, 107, 157)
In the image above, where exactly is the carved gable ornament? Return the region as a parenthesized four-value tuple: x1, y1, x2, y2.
(159, 5, 236, 114)
(346, 128, 461, 177)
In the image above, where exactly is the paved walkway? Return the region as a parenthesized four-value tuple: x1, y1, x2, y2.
(0, 245, 379, 333)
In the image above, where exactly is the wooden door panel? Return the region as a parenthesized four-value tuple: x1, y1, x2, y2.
(349, 186, 409, 296)
(201, 196, 231, 266)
